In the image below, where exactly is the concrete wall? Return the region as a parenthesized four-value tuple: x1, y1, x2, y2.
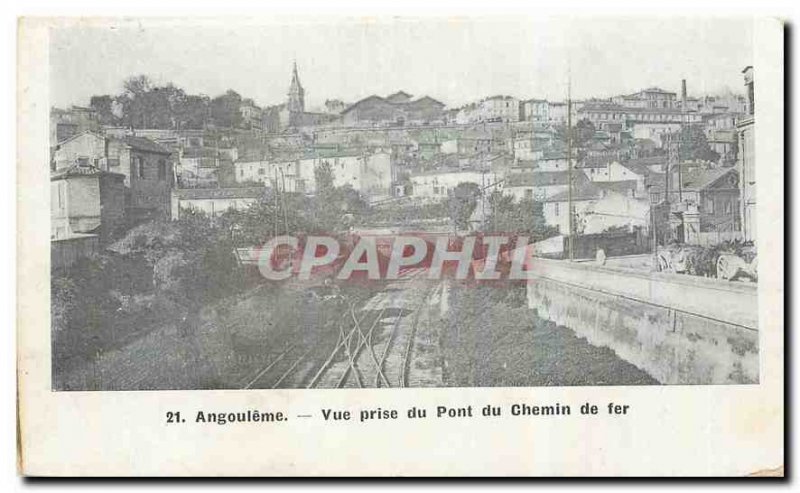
(526, 258, 758, 384)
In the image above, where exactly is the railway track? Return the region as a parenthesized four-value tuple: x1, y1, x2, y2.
(310, 272, 434, 389)
(242, 269, 435, 390)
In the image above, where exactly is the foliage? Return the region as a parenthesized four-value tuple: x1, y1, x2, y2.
(486, 192, 558, 241)
(209, 90, 244, 129)
(89, 95, 120, 126)
(448, 182, 481, 230)
(677, 125, 720, 163)
(314, 160, 336, 194)
(87, 74, 248, 130)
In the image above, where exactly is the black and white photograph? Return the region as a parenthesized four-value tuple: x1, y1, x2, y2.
(47, 17, 760, 392)
(11, 9, 786, 477)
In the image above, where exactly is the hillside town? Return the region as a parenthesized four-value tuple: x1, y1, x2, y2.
(50, 59, 758, 391)
(51, 63, 756, 268)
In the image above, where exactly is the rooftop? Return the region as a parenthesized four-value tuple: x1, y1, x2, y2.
(543, 179, 638, 202)
(174, 187, 266, 200)
(51, 163, 125, 181)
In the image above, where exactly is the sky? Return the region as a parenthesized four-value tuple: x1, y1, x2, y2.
(49, 17, 754, 110)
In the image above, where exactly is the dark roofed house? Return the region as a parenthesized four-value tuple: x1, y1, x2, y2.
(649, 166, 741, 244)
(341, 92, 446, 126)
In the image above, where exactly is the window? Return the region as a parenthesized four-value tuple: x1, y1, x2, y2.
(554, 203, 560, 216)
(137, 157, 145, 179)
(705, 197, 715, 214)
(158, 160, 166, 180)
(258, 168, 265, 176)
(77, 157, 89, 166)
(57, 181, 65, 210)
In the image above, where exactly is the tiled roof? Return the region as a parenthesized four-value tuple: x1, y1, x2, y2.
(506, 171, 567, 187)
(175, 187, 266, 200)
(543, 179, 637, 202)
(680, 167, 737, 191)
(51, 164, 125, 181)
(578, 155, 615, 169)
(121, 136, 172, 155)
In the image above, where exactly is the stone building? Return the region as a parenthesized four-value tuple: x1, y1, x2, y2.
(53, 131, 175, 220)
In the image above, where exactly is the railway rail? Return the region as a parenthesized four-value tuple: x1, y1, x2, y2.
(241, 268, 434, 390)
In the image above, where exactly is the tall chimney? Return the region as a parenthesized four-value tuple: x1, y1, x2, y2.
(681, 79, 687, 110)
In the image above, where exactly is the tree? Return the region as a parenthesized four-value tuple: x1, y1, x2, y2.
(574, 118, 596, 148)
(209, 90, 243, 129)
(448, 182, 481, 231)
(677, 125, 720, 163)
(314, 160, 335, 195)
(487, 192, 557, 241)
(177, 94, 210, 130)
(89, 95, 119, 126)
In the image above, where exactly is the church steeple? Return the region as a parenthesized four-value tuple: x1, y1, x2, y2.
(287, 61, 305, 114)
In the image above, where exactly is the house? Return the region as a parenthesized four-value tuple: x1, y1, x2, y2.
(408, 169, 500, 200)
(239, 99, 263, 130)
(650, 166, 741, 245)
(581, 191, 650, 235)
(52, 131, 175, 219)
(540, 180, 641, 235)
(503, 170, 589, 202)
(50, 106, 101, 147)
(324, 99, 348, 114)
(519, 99, 549, 122)
(536, 150, 570, 172)
(707, 129, 738, 165)
(341, 92, 446, 126)
(612, 87, 678, 110)
(170, 187, 266, 219)
(177, 147, 223, 188)
(51, 163, 126, 243)
(455, 95, 519, 124)
(631, 122, 682, 148)
(234, 150, 392, 196)
(456, 127, 512, 156)
(579, 101, 702, 134)
(578, 157, 648, 191)
(512, 132, 547, 161)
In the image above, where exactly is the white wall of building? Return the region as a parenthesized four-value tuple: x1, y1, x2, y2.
(409, 170, 496, 199)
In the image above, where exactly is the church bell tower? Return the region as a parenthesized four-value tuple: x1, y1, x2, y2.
(287, 61, 305, 114)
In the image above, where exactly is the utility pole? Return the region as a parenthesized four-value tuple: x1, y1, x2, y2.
(280, 168, 289, 235)
(273, 168, 279, 238)
(567, 76, 574, 262)
(648, 185, 658, 270)
(481, 152, 486, 232)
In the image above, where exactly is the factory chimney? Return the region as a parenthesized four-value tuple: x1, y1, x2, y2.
(681, 79, 687, 111)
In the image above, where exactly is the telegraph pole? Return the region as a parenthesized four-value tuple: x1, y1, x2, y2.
(273, 168, 279, 238)
(567, 77, 574, 261)
(280, 168, 289, 235)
